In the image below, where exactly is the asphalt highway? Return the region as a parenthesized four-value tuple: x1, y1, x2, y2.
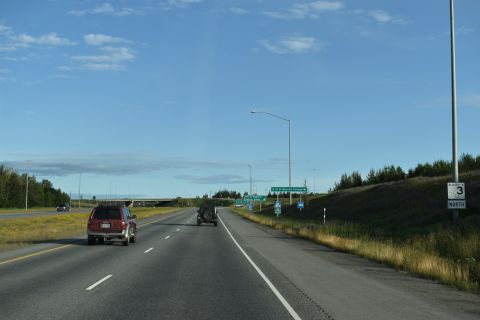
(1, 208, 479, 320)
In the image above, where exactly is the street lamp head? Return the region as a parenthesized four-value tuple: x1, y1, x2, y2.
(250, 110, 256, 114)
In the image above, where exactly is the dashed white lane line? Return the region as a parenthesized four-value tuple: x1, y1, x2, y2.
(218, 215, 302, 320)
(176, 229, 180, 232)
(165, 235, 170, 239)
(144, 248, 154, 253)
(86, 275, 113, 291)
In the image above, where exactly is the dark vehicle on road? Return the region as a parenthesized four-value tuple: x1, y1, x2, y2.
(87, 205, 137, 246)
(197, 204, 218, 226)
(56, 203, 70, 212)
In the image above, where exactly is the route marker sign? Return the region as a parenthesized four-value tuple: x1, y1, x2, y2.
(447, 182, 466, 209)
(447, 183, 465, 199)
(248, 203, 253, 212)
(271, 187, 308, 193)
(274, 200, 281, 216)
(297, 201, 304, 210)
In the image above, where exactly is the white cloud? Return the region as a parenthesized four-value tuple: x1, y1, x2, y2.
(83, 63, 125, 71)
(462, 94, 480, 108)
(73, 46, 135, 63)
(457, 25, 475, 35)
(0, 24, 12, 35)
(84, 34, 131, 46)
(176, 174, 273, 185)
(368, 10, 408, 24)
(68, 3, 143, 17)
(13, 32, 76, 46)
(260, 36, 321, 54)
(167, 0, 203, 8)
(229, 7, 248, 15)
(3, 153, 246, 177)
(92, 3, 114, 14)
(69, 46, 135, 71)
(0, 45, 16, 52)
(264, 1, 343, 20)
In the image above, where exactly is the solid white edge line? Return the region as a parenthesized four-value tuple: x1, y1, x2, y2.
(86, 275, 113, 291)
(218, 214, 302, 320)
(144, 248, 154, 253)
(165, 235, 170, 239)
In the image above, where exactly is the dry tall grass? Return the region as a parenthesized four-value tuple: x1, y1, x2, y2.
(233, 209, 479, 292)
(0, 207, 181, 252)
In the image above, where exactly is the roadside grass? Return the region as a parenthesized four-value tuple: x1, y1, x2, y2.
(0, 207, 182, 253)
(0, 205, 96, 214)
(0, 207, 56, 214)
(232, 208, 480, 292)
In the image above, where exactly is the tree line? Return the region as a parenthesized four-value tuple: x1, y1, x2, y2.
(211, 190, 242, 199)
(333, 153, 480, 191)
(0, 165, 70, 208)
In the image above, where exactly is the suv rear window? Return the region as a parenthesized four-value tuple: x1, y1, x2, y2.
(91, 207, 121, 220)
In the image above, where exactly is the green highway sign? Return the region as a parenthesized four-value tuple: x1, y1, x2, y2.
(243, 195, 266, 202)
(242, 199, 250, 204)
(271, 187, 308, 193)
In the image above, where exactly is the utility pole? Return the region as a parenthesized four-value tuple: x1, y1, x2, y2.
(78, 173, 82, 208)
(25, 160, 30, 211)
(450, 0, 459, 221)
(249, 164, 253, 195)
(313, 169, 316, 195)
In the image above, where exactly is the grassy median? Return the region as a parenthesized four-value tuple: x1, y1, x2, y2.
(232, 208, 480, 292)
(0, 207, 183, 253)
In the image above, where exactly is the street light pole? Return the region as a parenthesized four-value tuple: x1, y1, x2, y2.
(25, 160, 30, 211)
(248, 164, 252, 195)
(288, 118, 292, 205)
(78, 173, 82, 208)
(313, 168, 316, 195)
(250, 110, 293, 205)
(450, 0, 459, 221)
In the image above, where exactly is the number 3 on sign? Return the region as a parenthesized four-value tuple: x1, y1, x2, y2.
(456, 186, 463, 195)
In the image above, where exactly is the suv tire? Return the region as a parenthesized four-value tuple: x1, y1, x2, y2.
(130, 233, 136, 243)
(88, 236, 95, 245)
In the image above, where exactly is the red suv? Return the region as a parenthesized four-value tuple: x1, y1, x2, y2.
(87, 206, 137, 246)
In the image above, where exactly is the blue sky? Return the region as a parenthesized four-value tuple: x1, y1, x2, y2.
(0, 0, 479, 199)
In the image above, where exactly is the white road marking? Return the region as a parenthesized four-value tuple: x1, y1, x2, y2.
(218, 215, 302, 320)
(144, 248, 154, 253)
(86, 275, 113, 291)
(165, 235, 170, 239)
(176, 229, 180, 232)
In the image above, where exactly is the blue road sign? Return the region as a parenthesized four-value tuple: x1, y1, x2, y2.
(274, 200, 281, 216)
(297, 201, 305, 209)
(248, 203, 253, 211)
(274, 201, 281, 209)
